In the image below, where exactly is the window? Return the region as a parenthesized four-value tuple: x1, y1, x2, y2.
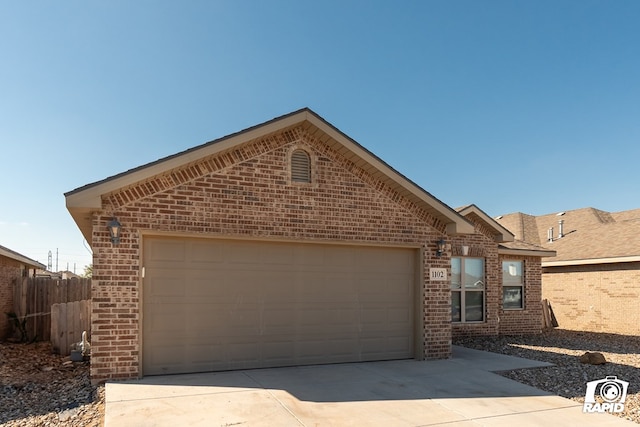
(503, 261, 524, 310)
(451, 257, 485, 322)
(291, 149, 311, 183)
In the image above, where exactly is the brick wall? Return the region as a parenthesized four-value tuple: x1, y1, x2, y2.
(498, 255, 542, 335)
(449, 212, 544, 338)
(90, 126, 460, 382)
(543, 262, 640, 335)
(449, 234, 501, 338)
(0, 257, 22, 340)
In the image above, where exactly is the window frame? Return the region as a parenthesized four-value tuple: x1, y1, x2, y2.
(502, 260, 524, 310)
(451, 256, 486, 323)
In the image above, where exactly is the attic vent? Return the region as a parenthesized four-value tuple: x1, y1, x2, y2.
(291, 149, 311, 183)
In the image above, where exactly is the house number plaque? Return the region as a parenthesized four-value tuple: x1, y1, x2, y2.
(429, 268, 447, 281)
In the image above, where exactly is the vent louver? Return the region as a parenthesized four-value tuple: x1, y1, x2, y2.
(291, 150, 311, 183)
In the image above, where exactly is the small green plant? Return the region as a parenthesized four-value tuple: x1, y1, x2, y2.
(5, 312, 34, 343)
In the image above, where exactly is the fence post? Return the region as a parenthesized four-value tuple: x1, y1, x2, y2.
(51, 303, 60, 353)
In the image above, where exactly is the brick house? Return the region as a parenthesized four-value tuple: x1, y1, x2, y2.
(497, 207, 640, 335)
(455, 205, 555, 337)
(0, 244, 46, 339)
(65, 108, 553, 382)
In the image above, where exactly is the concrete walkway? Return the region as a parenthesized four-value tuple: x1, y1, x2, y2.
(105, 346, 634, 426)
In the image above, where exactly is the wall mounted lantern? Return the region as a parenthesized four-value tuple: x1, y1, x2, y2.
(107, 218, 122, 245)
(436, 239, 446, 257)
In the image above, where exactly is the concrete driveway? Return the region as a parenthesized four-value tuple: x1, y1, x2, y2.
(105, 346, 634, 426)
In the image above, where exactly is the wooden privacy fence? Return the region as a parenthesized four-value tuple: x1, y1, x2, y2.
(12, 277, 91, 342)
(51, 300, 91, 356)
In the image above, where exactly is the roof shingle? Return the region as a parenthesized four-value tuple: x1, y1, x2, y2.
(496, 207, 640, 263)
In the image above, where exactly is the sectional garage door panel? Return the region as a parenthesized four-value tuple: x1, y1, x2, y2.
(143, 237, 416, 375)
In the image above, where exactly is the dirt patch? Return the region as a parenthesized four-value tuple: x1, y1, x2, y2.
(0, 341, 104, 426)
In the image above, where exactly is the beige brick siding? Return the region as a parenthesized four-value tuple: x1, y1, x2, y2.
(88, 124, 545, 382)
(447, 212, 544, 337)
(0, 257, 22, 339)
(90, 126, 460, 382)
(543, 262, 640, 335)
(498, 256, 542, 335)
(449, 234, 501, 338)
(447, 211, 543, 337)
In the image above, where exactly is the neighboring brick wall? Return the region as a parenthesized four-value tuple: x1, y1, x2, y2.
(90, 126, 459, 382)
(498, 256, 543, 335)
(542, 262, 640, 335)
(0, 257, 22, 340)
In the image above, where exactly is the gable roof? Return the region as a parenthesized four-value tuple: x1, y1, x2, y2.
(496, 207, 640, 266)
(456, 205, 555, 258)
(456, 204, 514, 243)
(66, 108, 474, 242)
(494, 212, 540, 245)
(0, 244, 46, 269)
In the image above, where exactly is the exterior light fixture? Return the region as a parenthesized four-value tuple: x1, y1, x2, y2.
(436, 239, 446, 257)
(107, 218, 122, 245)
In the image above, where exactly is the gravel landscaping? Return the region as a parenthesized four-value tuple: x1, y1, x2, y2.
(0, 342, 104, 426)
(455, 329, 640, 424)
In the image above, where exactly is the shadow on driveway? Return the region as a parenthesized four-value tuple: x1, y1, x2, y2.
(105, 346, 633, 426)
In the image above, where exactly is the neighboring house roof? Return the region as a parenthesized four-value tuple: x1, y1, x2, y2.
(496, 207, 640, 266)
(66, 108, 474, 243)
(0, 244, 46, 269)
(60, 270, 82, 279)
(456, 205, 555, 258)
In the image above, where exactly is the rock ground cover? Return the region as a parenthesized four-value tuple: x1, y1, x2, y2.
(455, 329, 639, 424)
(0, 342, 104, 426)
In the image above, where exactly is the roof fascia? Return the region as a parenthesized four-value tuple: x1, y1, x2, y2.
(65, 109, 311, 209)
(458, 204, 515, 242)
(0, 246, 46, 269)
(66, 108, 475, 241)
(304, 112, 474, 235)
(65, 110, 311, 242)
(542, 255, 640, 267)
(498, 247, 557, 257)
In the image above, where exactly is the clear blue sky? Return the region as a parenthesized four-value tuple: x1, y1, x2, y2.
(1, 1, 639, 272)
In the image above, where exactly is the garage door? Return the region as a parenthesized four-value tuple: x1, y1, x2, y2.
(142, 236, 417, 375)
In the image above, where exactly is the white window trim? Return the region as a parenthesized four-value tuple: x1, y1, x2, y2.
(452, 256, 486, 323)
(502, 260, 525, 310)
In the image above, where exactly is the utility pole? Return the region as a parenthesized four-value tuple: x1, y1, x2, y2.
(56, 248, 58, 272)
(47, 251, 52, 271)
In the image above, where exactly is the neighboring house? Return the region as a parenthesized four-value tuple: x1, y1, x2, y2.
(0, 244, 46, 339)
(60, 270, 83, 280)
(65, 108, 552, 383)
(496, 207, 640, 335)
(36, 270, 82, 279)
(36, 269, 62, 279)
